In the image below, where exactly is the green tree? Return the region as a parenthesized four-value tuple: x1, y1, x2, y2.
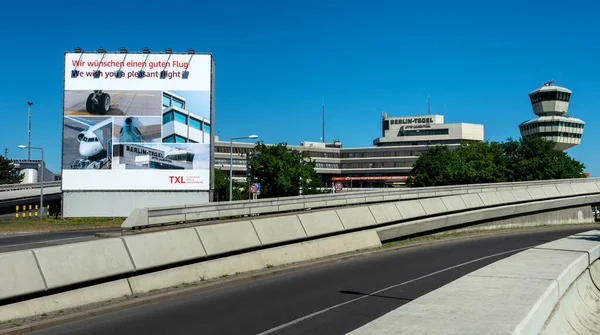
(502, 137, 586, 181)
(407, 137, 586, 187)
(0, 156, 24, 184)
(406, 145, 465, 187)
(213, 168, 249, 201)
(454, 141, 508, 184)
(246, 142, 325, 198)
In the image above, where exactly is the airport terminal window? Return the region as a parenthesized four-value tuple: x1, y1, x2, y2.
(163, 135, 188, 143)
(174, 111, 187, 124)
(189, 118, 202, 130)
(401, 129, 449, 136)
(529, 91, 571, 104)
(204, 124, 211, 134)
(162, 95, 171, 108)
(163, 111, 174, 124)
(172, 98, 184, 109)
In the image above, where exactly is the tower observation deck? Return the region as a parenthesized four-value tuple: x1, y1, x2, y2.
(518, 81, 585, 150)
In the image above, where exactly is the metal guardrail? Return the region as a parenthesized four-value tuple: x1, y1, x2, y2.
(124, 177, 600, 228)
(0, 181, 61, 192)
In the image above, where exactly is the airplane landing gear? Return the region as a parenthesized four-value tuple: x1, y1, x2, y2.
(86, 90, 111, 115)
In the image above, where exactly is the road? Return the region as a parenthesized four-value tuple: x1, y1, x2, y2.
(0, 228, 119, 253)
(28, 226, 596, 335)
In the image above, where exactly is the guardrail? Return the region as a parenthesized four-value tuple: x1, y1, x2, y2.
(0, 182, 61, 192)
(1, 178, 600, 324)
(124, 177, 600, 229)
(348, 229, 600, 335)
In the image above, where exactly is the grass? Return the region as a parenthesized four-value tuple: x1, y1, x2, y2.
(0, 216, 125, 233)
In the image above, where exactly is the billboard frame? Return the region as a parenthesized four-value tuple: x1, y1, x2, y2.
(61, 48, 215, 217)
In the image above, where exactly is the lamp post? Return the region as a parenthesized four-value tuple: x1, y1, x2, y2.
(18, 145, 44, 217)
(27, 102, 33, 160)
(230, 135, 258, 201)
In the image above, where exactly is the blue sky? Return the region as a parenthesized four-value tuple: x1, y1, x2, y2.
(2, 0, 599, 176)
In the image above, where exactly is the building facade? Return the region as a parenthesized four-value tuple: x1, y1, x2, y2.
(112, 144, 194, 170)
(519, 81, 585, 150)
(215, 113, 484, 188)
(162, 91, 211, 144)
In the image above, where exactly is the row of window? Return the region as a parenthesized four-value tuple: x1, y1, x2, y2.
(377, 140, 471, 146)
(527, 132, 583, 139)
(163, 111, 211, 133)
(316, 163, 340, 169)
(400, 129, 449, 136)
(529, 90, 571, 104)
(343, 150, 424, 158)
(163, 135, 199, 143)
(520, 121, 584, 130)
(162, 94, 185, 110)
(342, 161, 415, 168)
(215, 158, 247, 166)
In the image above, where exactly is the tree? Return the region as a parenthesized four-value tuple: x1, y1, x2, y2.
(407, 137, 586, 187)
(0, 156, 24, 184)
(213, 168, 248, 201)
(246, 142, 325, 198)
(502, 137, 586, 181)
(406, 145, 465, 187)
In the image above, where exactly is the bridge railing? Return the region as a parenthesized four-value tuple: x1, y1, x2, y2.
(124, 177, 600, 229)
(0, 181, 61, 192)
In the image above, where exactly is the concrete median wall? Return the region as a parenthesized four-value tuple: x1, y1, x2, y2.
(124, 178, 600, 228)
(348, 230, 600, 335)
(0, 230, 381, 322)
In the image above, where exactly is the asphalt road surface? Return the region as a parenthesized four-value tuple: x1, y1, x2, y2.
(0, 228, 119, 253)
(64, 90, 162, 116)
(29, 226, 597, 335)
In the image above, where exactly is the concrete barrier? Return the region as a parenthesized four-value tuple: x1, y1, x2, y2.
(540, 261, 600, 335)
(0, 251, 46, 301)
(122, 178, 600, 229)
(195, 220, 261, 256)
(122, 228, 207, 271)
(348, 229, 600, 335)
(33, 239, 135, 290)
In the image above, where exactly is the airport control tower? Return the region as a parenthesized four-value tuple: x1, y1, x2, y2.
(518, 81, 585, 151)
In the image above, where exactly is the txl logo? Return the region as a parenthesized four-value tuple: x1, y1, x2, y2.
(169, 176, 185, 184)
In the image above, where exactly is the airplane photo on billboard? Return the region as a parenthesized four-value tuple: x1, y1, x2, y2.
(64, 90, 162, 116)
(63, 116, 113, 170)
(113, 116, 161, 144)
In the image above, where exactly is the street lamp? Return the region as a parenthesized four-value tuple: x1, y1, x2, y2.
(230, 135, 258, 201)
(18, 145, 44, 217)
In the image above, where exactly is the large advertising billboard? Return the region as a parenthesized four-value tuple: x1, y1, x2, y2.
(62, 51, 214, 191)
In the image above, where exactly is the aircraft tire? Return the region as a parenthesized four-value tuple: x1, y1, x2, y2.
(86, 93, 95, 113)
(95, 93, 111, 115)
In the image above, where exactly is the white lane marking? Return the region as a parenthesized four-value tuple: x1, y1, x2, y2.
(0, 236, 94, 249)
(255, 245, 534, 335)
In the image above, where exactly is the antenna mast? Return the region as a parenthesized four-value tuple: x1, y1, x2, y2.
(322, 97, 325, 143)
(427, 96, 430, 115)
(3, 147, 7, 158)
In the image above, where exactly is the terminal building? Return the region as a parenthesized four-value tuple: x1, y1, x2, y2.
(162, 91, 211, 144)
(215, 113, 484, 188)
(518, 81, 585, 150)
(112, 144, 194, 170)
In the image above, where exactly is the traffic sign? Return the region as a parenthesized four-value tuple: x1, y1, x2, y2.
(250, 183, 261, 194)
(334, 182, 343, 193)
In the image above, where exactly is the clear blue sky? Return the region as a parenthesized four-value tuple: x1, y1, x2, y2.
(2, 0, 599, 176)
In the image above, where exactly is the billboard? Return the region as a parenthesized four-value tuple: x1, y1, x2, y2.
(62, 51, 214, 191)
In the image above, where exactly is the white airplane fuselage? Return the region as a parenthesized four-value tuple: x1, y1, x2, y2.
(78, 131, 104, 157)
